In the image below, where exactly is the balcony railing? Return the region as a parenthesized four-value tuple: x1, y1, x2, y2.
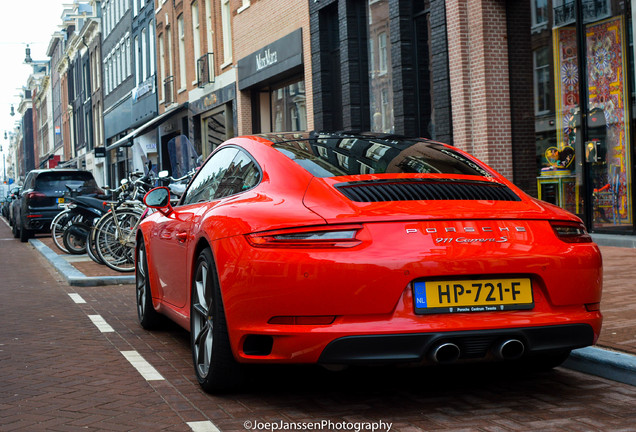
(164, 76, 174, 106)
(197, 53, 215, 88)
(582, 0, 610, 23)
(553, 1, 575, 27)
(553, 0, 611, 28)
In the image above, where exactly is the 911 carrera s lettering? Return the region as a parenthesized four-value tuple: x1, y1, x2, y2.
(435, 237, 509, 244)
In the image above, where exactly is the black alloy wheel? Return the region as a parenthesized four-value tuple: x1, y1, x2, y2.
(135, 239, 163, 329)
(190, 248, 242, 393)
(19, 217, 31, 243)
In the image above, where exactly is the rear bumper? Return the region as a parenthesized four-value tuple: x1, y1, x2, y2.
(317, 324, 594, 364)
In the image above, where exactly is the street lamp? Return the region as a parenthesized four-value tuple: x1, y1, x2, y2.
(24, 45, 32, 64)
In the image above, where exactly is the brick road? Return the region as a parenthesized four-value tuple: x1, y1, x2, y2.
(1, 220, 636, 431)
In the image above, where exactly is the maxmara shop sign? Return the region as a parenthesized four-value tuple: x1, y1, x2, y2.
(256, 49, 278, 71)
(237, 28, 303, 91)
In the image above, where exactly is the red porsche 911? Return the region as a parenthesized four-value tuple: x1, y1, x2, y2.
(136, 132, 602, 393)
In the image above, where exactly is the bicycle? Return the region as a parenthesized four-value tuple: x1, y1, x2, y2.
(92, 173, 153, 272)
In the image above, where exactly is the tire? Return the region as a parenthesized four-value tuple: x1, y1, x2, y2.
(86, 227, 103, 265)
(62, 224, 88, 254)
(12, 217, 19, 238)
(191, 248, 242, 393)
(135, 238, 163, 329)
(50, 209, 73, 254)
(523, 350, 571, 372)
(19, 218, 31, 243)
(94, 209, 142, 272)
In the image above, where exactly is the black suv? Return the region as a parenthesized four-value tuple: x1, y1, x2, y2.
(13, 169, 102, 242)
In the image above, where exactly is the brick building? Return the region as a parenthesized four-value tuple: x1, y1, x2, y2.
(234, 0, 313, 135)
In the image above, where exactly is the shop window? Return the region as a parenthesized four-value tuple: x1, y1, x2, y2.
(269, 79, 308, 132)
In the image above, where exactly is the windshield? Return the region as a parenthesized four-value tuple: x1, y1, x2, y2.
(167, 134, 202, 178)
(35, 172, 101, 194)
(272, 135, 492, 178)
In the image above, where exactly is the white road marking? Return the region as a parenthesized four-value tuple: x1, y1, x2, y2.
(187, 421, 221, 432)
(120, 350, 165, 381)
(68, 293, 86, 304)
(88, 314, 114, 333)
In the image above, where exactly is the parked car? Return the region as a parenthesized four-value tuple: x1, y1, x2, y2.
(136, 132, 603, 393)
(13, 169, 102, 242)
(6, 186, 21, 226)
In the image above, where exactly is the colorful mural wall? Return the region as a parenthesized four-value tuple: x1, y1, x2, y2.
(552, 16, 632, 226)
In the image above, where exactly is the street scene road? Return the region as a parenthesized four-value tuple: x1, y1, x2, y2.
(1, 218, 636, 432)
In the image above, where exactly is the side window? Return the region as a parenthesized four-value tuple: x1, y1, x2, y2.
(24, 174, 35, 190)
(214, 151, 261, 199)
(182, 147, 239, 205)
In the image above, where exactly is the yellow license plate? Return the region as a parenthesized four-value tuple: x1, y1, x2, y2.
(57, 198, 65, 204)
(413, 278, 533, 314)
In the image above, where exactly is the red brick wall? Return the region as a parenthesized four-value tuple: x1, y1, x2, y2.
(446, 0, 513, 180)
(233, 0, 313, 135)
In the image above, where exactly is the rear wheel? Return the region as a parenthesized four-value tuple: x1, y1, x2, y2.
(191, 248, 242, 393)
(62, 224, 88, 254)
(19, 218, 31, 243)
(523, 350, 571, 371)
(12, 217, 19, 238)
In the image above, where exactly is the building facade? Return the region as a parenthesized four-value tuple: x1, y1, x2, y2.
(235, 0, 313, 135)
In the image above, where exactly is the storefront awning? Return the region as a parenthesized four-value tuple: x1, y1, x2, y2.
(106, 103, 189, 152)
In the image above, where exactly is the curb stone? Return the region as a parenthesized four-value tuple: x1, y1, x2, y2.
(31, 238, 135, 286)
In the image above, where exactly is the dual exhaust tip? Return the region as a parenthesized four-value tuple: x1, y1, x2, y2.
(429, 338, 525, 364)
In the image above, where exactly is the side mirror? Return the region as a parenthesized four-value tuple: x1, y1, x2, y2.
(144, 187, 173, 215)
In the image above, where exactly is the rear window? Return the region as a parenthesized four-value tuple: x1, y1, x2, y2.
(272, 136, 492, 178)
(35, 172, 101, 194)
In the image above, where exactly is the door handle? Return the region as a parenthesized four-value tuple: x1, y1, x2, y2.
(176, 232, 188, 242)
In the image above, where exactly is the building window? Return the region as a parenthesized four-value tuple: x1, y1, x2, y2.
(221, 0, 232, 65)
(134, 35, 140, 86)
(133, 0, 138, 16)
(205, 0, 213, 53)
(532, 0, 548, 28)
(178, 14, 187, 89)
(368, 0, 394, 133)
(149, 22, 156, 77)
(378, 32, 387, 75)
(192, 1, 201, 74)
(141, 28, 148, 80)
(534, 47, 551, 114)
(159, 33, 165, 100)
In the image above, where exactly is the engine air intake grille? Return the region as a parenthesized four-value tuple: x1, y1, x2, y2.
(335, 180, 521, 202)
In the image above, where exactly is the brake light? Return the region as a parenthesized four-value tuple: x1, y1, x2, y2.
(550, 221, 592, 243)
(26, 191, 47, 200)
(247, 225, 363, 248)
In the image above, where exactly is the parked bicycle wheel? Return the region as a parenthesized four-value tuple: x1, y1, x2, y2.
(62, 223, 89, 254)
(86, 226, 104, 265)
(50, 209, 74, 253)
(94, 209, 142, 272)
